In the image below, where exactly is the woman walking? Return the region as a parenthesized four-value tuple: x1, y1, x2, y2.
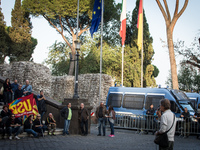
(107, 106, 115, 137)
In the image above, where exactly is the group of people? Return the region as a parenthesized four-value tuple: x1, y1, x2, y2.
(0, 105, 57, 139)
(1, 78, 32, 105)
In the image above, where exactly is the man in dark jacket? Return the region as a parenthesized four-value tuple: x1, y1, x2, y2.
(14, 85, 24, 100)
(0, 115, 5, 139)
(146, 104, 155, 134)
(6, 114, 22, 140)
(181, 107, 190, 138)
(61, 103, 72, 135)
(95, 102, 107, 136)
(37, 90, 46, 121)
(33, 114, 47, 137)
(78, 103, 89, 136)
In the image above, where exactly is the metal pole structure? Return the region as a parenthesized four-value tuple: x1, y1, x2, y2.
(99, 0, 103, 104)
(121, 45, 124, 87)
(73, 0, 80, 99)
(140, 0, 144, 88)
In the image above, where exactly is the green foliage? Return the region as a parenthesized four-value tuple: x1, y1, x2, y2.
(0, 7, 10, 63)
(9, 0, 35, 62)
(125, 0, 157, 87)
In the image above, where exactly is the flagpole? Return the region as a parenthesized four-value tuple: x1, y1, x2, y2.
(99, 0, 103, 104)
(140, 0, 143, 88)
(121, 45, 124, 87)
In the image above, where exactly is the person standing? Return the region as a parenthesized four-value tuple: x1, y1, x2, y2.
(155, 99, 176, 150)
(24, 115, 38, 138)
(78, 103, 89, 136)
(37, 90, 46, 121)
(193, 110, 200, 139)
(14, 85, 24, 99)
(61, 103, 72, 135)
(45, 113, 56, 136)
(11, 79, 19, 101)
(3, 78, 12, 104)
(22, 80, 32, 96)
(107, 106, 115, 137)
(180, 107, 190, 138)
(95, 102, 107, 136)
(146, 104, 155, 134)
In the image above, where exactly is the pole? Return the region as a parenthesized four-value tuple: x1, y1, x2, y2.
(121, 45, 124, 87)
(99, 0, 103, 104)
(140, 0, 144, 88)
(73, 0, 80, 99)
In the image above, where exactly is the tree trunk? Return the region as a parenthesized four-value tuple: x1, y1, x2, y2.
(68, 35, 77, 75)
(166, 27, 179, 89)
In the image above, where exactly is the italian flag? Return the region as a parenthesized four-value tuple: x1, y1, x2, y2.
(137, 0, 143, 50)
(119, 0, 127, 46)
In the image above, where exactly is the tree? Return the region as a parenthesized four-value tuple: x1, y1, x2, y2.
(155, 0, 189, 89)
(174, 37, 200, 69)
(22, 0, 119, 75)
(0, 6, 10, 63)
(9, 0, 34, 62)
(126, 0, 156, 87)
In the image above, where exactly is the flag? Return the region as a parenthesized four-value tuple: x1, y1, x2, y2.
(137, 0, 143, 50)
(9, 94, 39, 118)
(90, 0, 102, 38)
(119, 0, 127, 46)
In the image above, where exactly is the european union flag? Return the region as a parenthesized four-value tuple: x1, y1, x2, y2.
(90, 0, 102, 38)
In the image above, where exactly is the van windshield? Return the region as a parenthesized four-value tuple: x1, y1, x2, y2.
(179, 102, 194, 112)
(172, 90, 189, 100)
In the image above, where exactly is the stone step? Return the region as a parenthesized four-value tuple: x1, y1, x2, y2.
(10, 128, 63, 138)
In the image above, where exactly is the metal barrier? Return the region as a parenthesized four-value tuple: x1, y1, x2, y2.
(111, 113, 200, 137)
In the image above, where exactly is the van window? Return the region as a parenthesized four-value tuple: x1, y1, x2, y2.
(123, 94, 145, 109)
(107, 93, 122, 107)
(145, 95, 165, 110)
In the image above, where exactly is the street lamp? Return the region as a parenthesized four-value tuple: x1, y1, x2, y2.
(73, 39, 81, 99)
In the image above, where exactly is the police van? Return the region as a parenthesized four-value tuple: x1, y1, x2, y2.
(106, 87, 195, 117)
(185, 92, 200, 112)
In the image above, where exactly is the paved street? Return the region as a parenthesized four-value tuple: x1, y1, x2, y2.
(0, 125, 200, 150)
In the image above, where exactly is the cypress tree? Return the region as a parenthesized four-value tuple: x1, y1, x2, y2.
(9, 0, 33, 62)
(0, 6, 10, 63)
(126, 0, 156, 87)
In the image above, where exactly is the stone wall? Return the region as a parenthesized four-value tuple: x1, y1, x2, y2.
(0, 61, 114, 111)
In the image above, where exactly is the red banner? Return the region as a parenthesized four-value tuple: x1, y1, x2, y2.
(9, 94, 38, 118)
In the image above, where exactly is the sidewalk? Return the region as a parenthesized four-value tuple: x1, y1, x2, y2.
(0, 125, 199, 150)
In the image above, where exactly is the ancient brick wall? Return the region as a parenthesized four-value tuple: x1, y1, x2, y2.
(0, 61, 114, 111)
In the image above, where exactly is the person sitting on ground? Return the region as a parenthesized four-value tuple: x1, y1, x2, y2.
(37, 90, 46, 121)
(0, 115, 6, 139)
(146, 104, 155, 134)
(1, 105, 11, 124)
(181, 107, 191, 138)
(3, 78, 12, 104)
(24, 115, 38, 138)
(33, 114, 47, 137)
(22, 80, 32, 96)
(14, 84, 24, 100)
(45, 113, 56, 136)
(78, 103, 89, 136)
(11, 79, 19, 101)
(6, 114, 22, 140)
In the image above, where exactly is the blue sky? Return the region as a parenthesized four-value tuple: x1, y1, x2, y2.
(1, 0, 200, 87)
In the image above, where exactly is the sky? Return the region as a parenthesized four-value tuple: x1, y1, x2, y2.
(1, 0, 200, 87)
